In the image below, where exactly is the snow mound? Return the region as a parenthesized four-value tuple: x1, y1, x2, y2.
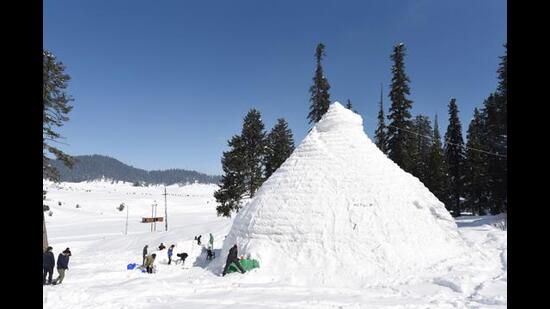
(214, 102, 468, 287)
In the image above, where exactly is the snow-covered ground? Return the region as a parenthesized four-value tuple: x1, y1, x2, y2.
(43, 180, 506, 308)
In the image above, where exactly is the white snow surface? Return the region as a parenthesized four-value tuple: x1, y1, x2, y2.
(43, 179, 506, 308)
(216, 102, 468, 287)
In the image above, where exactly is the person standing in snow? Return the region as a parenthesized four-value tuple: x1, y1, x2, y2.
(222, 244, 246, 276)
(43, 246, 55, 285)
(195, 235, 202, 246)
(167, 244, 175, 265)
(144, 253, 156, 274)
(54, 248, 71, 284)
(142, 245, 148, 266)
(208, 233, 214, 250)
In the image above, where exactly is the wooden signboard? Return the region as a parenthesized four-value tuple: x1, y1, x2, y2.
(141, 217, 164, 223)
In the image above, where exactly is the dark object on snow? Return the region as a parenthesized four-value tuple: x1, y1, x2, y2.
(158, 243, 166, 250)
(175, 252, 188, 265)
(142, 245, 148, 265)
(222, 244, 245, 276)
(43, 247, 55, 284)
(43, 205, 50, 211)
(194, 235, 202, 246)
(206, 248, 215, 260)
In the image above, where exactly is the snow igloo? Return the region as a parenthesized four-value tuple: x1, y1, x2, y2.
(214, 102, 467, 287)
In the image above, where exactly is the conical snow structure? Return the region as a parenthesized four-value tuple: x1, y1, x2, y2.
(216, 102, 467, 287)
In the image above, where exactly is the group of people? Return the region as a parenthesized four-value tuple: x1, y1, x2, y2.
(140, 233, 217, 274)
(43, 246, 71, 285)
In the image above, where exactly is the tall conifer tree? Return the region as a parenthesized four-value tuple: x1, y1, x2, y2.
(374, 84, 387, 153)
(214, 135, 247, 217)
(425, 114, 446, 202)
(386, 43, 413, 171)
(241, 109, 267, 196)
(307, 43, 331, 124)
(43, 50, 76, 251)
(444, 98, 466, 216)
(264, 118, 295, 179)
(410, 115, 433, 184)
(464, 108, 488, 215)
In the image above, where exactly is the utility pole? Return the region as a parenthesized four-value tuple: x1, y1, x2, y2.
(151, 202, 154, 232)
(153, 201, 158, 231)
(163, 187, 168, 231)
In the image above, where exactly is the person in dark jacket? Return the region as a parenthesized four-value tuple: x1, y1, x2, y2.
(43, 246, 55, 285)
(54, 248, 71, 284)
(158, 243, 166, 250)
(175, 252, 188, 265)
(222, 244, 245, 276)
(142, 245, 148, 266)
(167, 244, 175, 265)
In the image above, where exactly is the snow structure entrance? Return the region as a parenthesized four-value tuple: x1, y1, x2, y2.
(215, 102, 467, 287)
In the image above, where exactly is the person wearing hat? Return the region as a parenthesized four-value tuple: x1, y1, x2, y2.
(144, 253, 156, 274)
(54, 248, 71, 285)
(43, 246, 55, 285)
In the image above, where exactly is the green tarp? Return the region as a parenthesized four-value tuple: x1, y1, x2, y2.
(227, 259, 260, 274)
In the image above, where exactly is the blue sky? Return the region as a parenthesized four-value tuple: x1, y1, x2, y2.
(44, 0, 506, 175)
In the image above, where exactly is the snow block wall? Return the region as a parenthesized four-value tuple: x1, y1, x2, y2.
(216, 102, 467, 287)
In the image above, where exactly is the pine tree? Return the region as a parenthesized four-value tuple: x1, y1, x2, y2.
(488, 43, 507, 214)
(43, 50, 75, 181)
(214, 135, 247, 217)
(482, 93, 507, 214)
(43, 50, 75, 251)
(264, 118, 295, 179)
(374, 84, 387, 153)
(386, 43, 414, 171)
(307, 43, 331, 124)
(444, 98, 466, 217)
(241, 109, 267, 197)
(410, 115, 433, 184)
(425, 114, 446, 202)
(214, 109, 267, 217)
(464, 108, 488, 215)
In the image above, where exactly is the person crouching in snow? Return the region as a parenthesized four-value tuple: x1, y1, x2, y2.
(175, 252, 188, 265)
(54, 248, 71, 284)
(158, 243, 166, 250)
(145, 253, 156, 274)
(43, 246, 55, 285)
(167, 244, 175, 265)
(222, 244, 245, 276)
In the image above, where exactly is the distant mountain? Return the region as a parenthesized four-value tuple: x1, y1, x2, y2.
(50, 154, 221, 185)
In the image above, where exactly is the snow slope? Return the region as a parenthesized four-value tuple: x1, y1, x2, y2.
(216, 102, 467, 287)
(43, 180, 506, 308)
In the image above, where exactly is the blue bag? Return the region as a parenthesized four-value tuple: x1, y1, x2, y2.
(127, 263, 137, 270)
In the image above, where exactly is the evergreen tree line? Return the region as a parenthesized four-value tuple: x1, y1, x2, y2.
(217, 42, 506, 218)
(373, 43, 507, 216)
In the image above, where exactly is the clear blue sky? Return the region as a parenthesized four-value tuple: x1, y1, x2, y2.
(44, 0, 506, 175)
